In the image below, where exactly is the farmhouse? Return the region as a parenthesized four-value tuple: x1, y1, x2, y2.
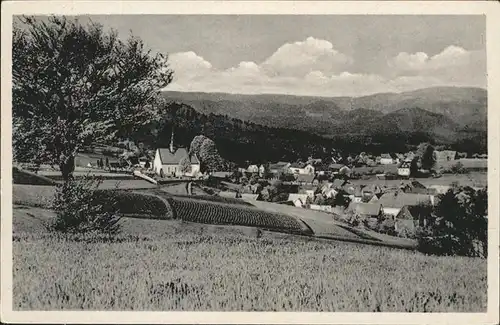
(398, 161, 412, 178)
(395, 204, 433, 236)
(380, 153, 396, 165)
(347, 202, 383, 219)
(377, 191, 434, 217)
(153, 136, 200, 178)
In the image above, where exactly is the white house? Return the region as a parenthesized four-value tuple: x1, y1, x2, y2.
(258, 165, 265, 176)
(153, 131, 200, 178)
(380, 153, 395, 165)
(398, 161, 411, 178)
(247, 165, 259, 173)
(303, 164, 315, 174)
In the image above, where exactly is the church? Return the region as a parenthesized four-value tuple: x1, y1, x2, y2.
(153, 130, 200, 178)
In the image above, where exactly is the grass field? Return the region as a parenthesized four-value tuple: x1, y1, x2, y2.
(12, 205, 487, 312)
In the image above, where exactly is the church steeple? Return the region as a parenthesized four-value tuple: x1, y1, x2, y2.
(169, 127, 175, 153)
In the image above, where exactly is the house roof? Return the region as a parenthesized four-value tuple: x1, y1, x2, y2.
(157, 148, 199, 165)
(329, 163, 345, 170)
(396, 205, 433, 220)
(380, 153, 392, 159)
(378, 192, 432, 209)
(332, 179, 346, 188)
(428, 185, 452, 194)
(241, 193, 259, 201)
(435, 150, 457, 161)
(296, 174, 315, 183)
(288, 193, 309, 202)
(270, 162, 290, 170)
(383, 164, 399, 174)
(290, 162, 306, 168)
(348, 202, 382, 217)
(399, 161, 412, 168)
(211, 171, 231, 178)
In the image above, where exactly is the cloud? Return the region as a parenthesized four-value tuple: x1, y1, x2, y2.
(168, 51, 213, 81)
(261, 37, 353, 77)
(388, 45, 474, 72)
(166, 41, 486, 97)
(387, 46, 486, 88)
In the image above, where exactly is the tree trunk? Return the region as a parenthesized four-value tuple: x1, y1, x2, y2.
(60, 154, 75, 182)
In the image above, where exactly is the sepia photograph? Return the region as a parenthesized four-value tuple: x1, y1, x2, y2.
(1, 1, 499, 324)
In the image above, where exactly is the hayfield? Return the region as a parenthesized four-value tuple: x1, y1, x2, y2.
(12, 207, 487, 312)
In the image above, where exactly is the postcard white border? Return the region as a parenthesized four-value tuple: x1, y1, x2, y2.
(1, 1, 499, 324)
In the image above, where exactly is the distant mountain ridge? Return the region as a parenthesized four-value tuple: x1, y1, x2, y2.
(162, 86, 487, 141)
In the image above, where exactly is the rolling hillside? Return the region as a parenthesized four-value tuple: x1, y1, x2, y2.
(162, 86, 487, 138)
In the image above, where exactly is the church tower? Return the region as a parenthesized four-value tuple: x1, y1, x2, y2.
(169, 127, 175, 153)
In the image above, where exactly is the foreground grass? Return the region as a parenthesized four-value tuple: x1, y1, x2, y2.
(13, 211, 486, 312)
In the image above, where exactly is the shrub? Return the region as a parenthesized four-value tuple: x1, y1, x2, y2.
(94, 189, 172, 218)
(417, 186, 487, 258)
(51, 176, 121, 235)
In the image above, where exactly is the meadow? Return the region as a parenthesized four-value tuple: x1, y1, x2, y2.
(13, 206, 487, 312)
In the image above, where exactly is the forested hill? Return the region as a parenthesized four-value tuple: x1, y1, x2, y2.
(134, 101, 486, 165)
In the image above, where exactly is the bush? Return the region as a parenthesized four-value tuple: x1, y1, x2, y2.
(51, 176, 121, 235)
(417, 186, 487, 258)
(94, 189, 172, 218)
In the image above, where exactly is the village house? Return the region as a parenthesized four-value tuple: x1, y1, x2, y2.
(347, 202, 383, 219)
(379, 153, 396, 165)
(398, 160, 412, 178)
(338, 165, 352, 177)
(405, 151, 416, 162)
(332, 178, 347, 189)
(394, 204, 434, 236)
(434, 150, 457, 163)
(400, 180, 437, 195)
(269, 161, 291, 174)
(321, 183, 338, 198)
(153, 132, 200, 178)
(288, 193, 310, 208)
(351, 187, 364, 203)
(247, 164, 259, 173)
(295, 173, 316, 186)
(328, 163, 345, 173)
(303, 164, 315, 174)
(377, 191, 434, 217)
(289, 162, 314, 174)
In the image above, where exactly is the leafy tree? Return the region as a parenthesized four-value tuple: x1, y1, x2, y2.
(416, 143, 436, 171)
(51, 175, 121, 235)
(333, 189, 351, 208)
(189, 135, 224, 173)
(12, 16, 172, 181)
(419, 186, 488, 257)
(179, 156, 192, 174)
(410, 157, 419, 177)
(189, 135, 208, 157)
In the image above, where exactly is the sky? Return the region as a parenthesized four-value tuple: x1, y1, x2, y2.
(37, 15, 488, 97)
